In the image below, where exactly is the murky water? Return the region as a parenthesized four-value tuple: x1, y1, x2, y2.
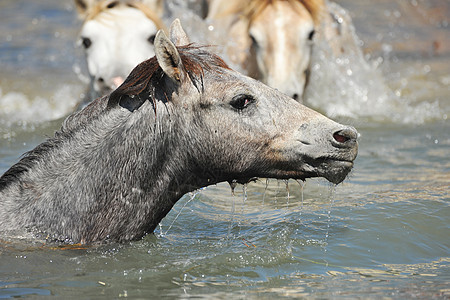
(0, 0, 449, 298)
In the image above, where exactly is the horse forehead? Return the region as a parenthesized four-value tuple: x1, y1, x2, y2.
(85, 6, 156, 31)
(204, 68, 279, 97)
(252, 1, 314, 33)
(250, 1, 314, 61)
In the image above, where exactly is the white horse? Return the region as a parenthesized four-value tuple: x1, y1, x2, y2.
(75, 0, 166, 100)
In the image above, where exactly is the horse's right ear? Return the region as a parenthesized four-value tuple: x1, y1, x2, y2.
(169, 19, 190, 46)
(154, 30, 184, 83)
(74, 0, 97, 19)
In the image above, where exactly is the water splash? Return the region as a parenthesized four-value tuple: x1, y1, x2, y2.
(0, 84, 83, 126)
(304, 2, 446, 124)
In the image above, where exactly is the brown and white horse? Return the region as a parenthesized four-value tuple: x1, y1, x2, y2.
(206, 0, 358, 102)
(206, 0, 324, 101)
(75, 0, 166, 100)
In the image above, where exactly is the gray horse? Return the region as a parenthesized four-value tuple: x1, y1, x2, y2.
(0, 20, 358, 244)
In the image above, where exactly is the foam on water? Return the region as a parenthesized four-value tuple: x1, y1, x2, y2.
(0, 84, 82, 126)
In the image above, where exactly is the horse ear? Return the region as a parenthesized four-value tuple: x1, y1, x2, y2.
(74, 0, 97, 19)
(169, 19, 190, 46)
(154, 30, 184, 83)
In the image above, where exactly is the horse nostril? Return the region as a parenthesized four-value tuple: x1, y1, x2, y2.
(292, 94, 299, 101)
(333, 132, 349, 143)
(97, 77, 105, 83)
(333, 127, 358, 144)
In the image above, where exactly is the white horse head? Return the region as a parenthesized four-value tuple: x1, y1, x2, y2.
(75, 0, 165, 99)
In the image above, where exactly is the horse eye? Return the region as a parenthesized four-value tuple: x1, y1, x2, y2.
(81, 37, 92, 49)
(249, 34, 258, 48)
(230, 94, 255, 110)
(308, 29, 315, 41)
(106, 1, 119, 9)
(148, 34, 156, 45)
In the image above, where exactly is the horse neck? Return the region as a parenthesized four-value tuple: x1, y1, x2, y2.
(64, 99, 191, 209)
(1, 98, 194, 242)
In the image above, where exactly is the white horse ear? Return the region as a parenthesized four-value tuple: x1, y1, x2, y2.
(154, 30, 183, 83)
(169, 19, 190, 47)
(74, 0, 97, 19)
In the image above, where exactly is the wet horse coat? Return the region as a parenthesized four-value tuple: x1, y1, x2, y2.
(0, 20, 358, 244)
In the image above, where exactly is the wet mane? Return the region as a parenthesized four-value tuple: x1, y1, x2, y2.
(219, 0, 324, 25)
(108, 44, 230, 108)
(80, 0, 166, 31)
(0, 44, 230, 192)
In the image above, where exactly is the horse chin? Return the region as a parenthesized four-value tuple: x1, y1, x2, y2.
(265, 158, 354, 185)
(306, 158, 354, 185)
(228, 158, 353, 186)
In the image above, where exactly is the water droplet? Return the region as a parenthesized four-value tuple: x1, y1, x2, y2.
(228, 180, 237, 195)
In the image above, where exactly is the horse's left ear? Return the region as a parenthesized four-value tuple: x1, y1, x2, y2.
(154, 30, 184, 83)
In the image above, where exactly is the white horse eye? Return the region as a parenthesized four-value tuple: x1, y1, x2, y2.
(106, 1, 119, 9)
(81, 37, 92, 49)
(308, 29, 315, 41)
(249, 34, 258, 48)
(148, 34, 156, 45)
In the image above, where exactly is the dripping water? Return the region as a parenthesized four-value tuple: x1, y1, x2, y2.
(275, 180, 281, 208)
(237, 184, 248, 237)
(283, 180, 290, 221)
(296, 180, 306, 217)
(262, 178, 270, 205)
(226, 184, 237, 240)
(323, 184, 337, 252)
(160, 189, 200, 236)
(158, 223, 163, 236)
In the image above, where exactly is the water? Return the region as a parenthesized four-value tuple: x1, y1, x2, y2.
(0, 0, 449, 298)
